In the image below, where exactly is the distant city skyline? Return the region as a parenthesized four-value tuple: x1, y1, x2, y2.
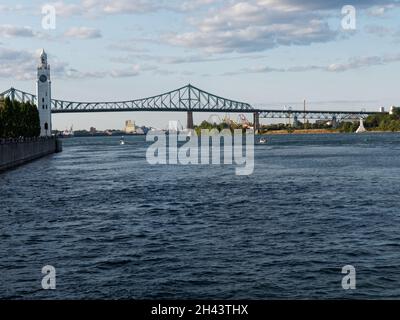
(1, 0, 400, 130)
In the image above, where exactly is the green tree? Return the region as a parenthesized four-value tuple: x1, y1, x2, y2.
(364, 107, 400, 132)
(0, 98, 41, 138)
(27, 102, 41, 137)
(338, 121, 357, 133)
(388, 120, 400, 132)
(13, 100, 23, 137)
(2, 98, 15, 137)
(391, 107, 400, 119)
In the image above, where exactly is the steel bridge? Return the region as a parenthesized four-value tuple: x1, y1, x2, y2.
(1, 84, 382, 130)
(0, 84, 252, 113)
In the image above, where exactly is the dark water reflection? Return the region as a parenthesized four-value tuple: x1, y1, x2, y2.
(1, 133, 400, 299)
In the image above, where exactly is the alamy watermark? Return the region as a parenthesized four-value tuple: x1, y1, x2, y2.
(37, 263, 357, 292)
(342, 265, 356, 290)
(341, 5, 356, 30)
(41, 265, 56, 290)
(146, 123, 254, 176)
(42, 5, 56, 30)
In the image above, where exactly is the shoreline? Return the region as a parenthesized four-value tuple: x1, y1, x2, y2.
(55, 129, 400, 138)
(261, 129, 400, 135)
(263, 129, 337, 135)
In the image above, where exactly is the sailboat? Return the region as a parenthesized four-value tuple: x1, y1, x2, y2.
(120, 136, 125, 145)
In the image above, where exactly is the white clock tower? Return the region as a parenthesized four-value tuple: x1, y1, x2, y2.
(37, 49, 52, 136)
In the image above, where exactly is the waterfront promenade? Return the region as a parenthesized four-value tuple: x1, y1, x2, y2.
(0, 137, 62, 172)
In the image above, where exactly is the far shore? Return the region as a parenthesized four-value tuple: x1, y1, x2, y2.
(261, 129, 400, 135)
(263, 129, 337, 135)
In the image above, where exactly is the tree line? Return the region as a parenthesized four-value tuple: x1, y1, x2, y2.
(339, 107, 400, 133)
(364, 107, 400, 132)
(0, 97, 41, 138)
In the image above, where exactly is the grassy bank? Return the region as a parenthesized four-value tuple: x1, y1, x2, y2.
(263, 129, 338, 135)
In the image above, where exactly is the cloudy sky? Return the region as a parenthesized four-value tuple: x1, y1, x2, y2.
(0, 0, 400, 130)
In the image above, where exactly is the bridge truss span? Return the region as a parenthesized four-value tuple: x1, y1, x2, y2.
(0, 87, 36, 104)
(1, 84, 253, 113)
(259, 109, 377, 121)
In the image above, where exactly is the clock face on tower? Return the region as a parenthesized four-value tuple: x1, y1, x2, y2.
(39, 75, 47, 83)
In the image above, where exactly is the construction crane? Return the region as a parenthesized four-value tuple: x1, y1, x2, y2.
(238, 114, 252, 129)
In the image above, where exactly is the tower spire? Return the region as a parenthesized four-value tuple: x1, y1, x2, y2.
(40, 48, 48, 66)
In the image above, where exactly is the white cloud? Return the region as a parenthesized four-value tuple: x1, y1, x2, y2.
(0, 46, 167, 81)
(0, 48, 50, 80)
(101, 0, 159, 14)
(47, 0, 170, 17)
(224, 53, 400, 75)
(165, 0, 337, 53)
(0, 47, 34, 61)
(367, 3, 400, 16)
(180, 0, 219, 12)
(165, 0, 400, 53)
(48, 1, 85, 17)
(0, 25, 36, 38)
(63, 69, 108, 79)
(365, 25, 394, 37)
(0, 4, 31, 14)
(110, 65, 142, 77)
(327, 54, 400, 72)
(64, 27, 102, 39)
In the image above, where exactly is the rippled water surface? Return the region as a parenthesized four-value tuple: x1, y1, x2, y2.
(1, 133, 400, 299)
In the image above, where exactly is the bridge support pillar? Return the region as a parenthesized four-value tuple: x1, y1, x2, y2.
(187, 111, 194, 130)
(331, 116, 337, 129)
(293, 115, 299, 128)
(253, 112, 260, 133)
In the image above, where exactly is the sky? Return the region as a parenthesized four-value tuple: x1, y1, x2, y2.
(0, 0, 400, 130)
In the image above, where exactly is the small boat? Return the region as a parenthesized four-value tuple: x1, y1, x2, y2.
(120, 137, 125, 145)
(258, 137, 267, 144)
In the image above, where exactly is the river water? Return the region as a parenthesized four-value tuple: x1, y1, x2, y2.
(1, 133, 400, 299)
